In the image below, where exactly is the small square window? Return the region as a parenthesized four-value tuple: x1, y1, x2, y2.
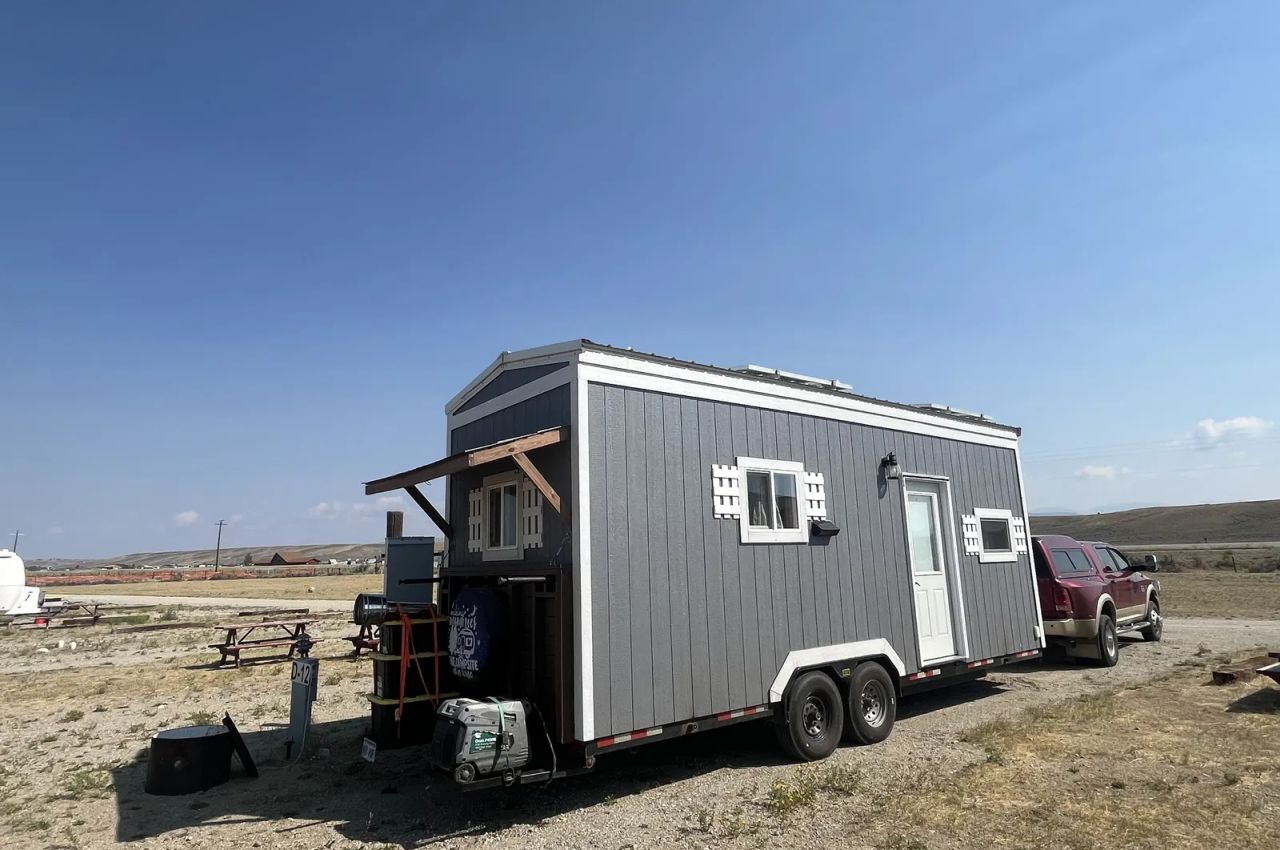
(737, 457, 808, 543)
(481, 473, 522, 560)
(980, 518, 1011, 553)
(973, 508, 1018, 563)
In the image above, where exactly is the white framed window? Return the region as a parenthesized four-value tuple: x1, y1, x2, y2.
(481, 470, 521, 561)
(737, 457, 807, 544)
(973, 507, 1017, 563)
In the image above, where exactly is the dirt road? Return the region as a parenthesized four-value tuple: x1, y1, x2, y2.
(3, 615, 1276, 849)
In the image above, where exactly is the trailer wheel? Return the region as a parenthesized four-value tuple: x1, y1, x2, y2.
(779, 671, 844, 761)
(843, 662, 896, 745)
(1095, 614, 1119, 667)
(454, 762, 476, 784)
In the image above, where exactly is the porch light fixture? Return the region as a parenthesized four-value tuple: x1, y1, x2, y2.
(880, 452, 901, 480)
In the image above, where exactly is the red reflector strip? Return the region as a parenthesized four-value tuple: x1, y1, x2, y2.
(1012, 649, 1040, 659)
(966, 658, 995, 668)
(596, 727, 663, 748)
(907, 669, 942, 681)
(714, 704, 769, 722)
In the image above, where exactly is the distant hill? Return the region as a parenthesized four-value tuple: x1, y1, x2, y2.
(28, 543, 386, 571)
(1032, 499, 1280, 545)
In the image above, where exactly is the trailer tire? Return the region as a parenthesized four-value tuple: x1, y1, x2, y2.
(1095, 613, 1119, 667)
(779, 671, 844, 762)
(843, 662, 896, 745)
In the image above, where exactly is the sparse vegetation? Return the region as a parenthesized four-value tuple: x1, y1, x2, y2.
(60, 709, 84, 723)
(186, 710, 219, 725)
(61, 767, 113, 800)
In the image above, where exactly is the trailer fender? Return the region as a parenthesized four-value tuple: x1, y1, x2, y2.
(768, 640, 906, 703)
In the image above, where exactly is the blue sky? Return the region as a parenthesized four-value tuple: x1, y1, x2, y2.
(4, 2, 1278, 559)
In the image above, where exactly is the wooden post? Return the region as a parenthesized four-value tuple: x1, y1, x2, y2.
(386, 511, 404, 540)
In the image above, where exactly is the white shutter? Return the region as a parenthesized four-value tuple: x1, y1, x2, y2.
(521, 477, 544, 549)
(467, 489, 483, 553)
(961, 514, 981, 556)
(804, 472, 827, 520)
(1011, 517, 1028, 553)
(711, 465, 741, 518)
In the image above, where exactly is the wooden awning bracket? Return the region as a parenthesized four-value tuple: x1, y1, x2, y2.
(404, 484, 454, 540)
(363, 426, 571, 539)
(512, 451, 570, 528)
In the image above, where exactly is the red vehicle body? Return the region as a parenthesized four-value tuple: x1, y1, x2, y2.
(1031, 535, 1163, 666)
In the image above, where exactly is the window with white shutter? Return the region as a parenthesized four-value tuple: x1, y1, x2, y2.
(804, 472, 827, 521)
(467, 489, 483, 553)
(520, 477, 544, 549)
(712, 457, 813, 544)
(711, 465, 742, 519)
(970, 507, 1023, 563)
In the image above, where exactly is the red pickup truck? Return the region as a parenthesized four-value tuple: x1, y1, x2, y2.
(1032, 535, 1163, 666)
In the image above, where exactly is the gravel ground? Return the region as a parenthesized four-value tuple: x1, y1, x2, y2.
(3, 615, 1277, 849)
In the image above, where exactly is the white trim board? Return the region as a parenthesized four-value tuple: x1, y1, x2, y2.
(446, 368, 576, 430)
(570, 362, 595, 741)
(768, 639, 906, 702)
(445, 341, 583, 414)
(577, 357, 1019, 451)
(1013, 445, 1046, 648)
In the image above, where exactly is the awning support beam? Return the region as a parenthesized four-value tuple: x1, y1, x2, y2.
(512, 451, 569, 527)
(404, 485, 454, 540)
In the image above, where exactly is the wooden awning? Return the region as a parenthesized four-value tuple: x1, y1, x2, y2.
(363, 426, 569, 540)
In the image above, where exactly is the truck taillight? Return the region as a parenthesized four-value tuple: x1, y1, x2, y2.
(1053, 586, 1072, 614)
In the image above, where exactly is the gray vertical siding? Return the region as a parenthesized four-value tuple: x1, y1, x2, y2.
(587, 383, 1038, 738)
(448, 384, 572, 568)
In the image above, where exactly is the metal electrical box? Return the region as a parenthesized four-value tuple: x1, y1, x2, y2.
(385, 535, 436, 606)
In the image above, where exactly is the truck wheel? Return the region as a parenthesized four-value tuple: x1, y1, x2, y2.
(453, 762, 476, 784)
(843, 662, 896, 745)
(779, 671, 844, 761)
(1096, 614, 1119, 667)
(1140, 598, 1163, 642)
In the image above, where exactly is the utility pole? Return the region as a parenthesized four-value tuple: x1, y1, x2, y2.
(10, 530, 22, 553)
(213, 520, 227, 573)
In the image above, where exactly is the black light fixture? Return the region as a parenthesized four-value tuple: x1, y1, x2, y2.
(880, 452, 901, 480)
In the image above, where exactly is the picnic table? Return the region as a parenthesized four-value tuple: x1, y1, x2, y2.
(344, 622, 380, 659)
(209, 619, 321, 667)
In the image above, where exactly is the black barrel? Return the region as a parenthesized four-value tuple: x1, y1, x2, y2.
(145, 725, 233, 795)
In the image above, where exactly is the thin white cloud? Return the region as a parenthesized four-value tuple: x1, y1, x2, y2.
(174, 510, 199, 527)
(1191, 416, 1271, 450)
(229, 513, 245, 523)
(1076, 465, 1130, 480)
(47, 526, 64, 535)
(309, 497, 403, 521)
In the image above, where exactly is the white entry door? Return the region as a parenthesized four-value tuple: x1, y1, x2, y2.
(904, 481, 957, 662)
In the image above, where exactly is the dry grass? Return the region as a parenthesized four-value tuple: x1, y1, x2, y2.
(877, 664, 1280, 850)
(1159, 571, 1280, 619)
(43, 573, 382, 600)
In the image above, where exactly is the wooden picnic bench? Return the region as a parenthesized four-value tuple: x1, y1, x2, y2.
(209, 619, 321, 667)
(344, 622, 380, 659)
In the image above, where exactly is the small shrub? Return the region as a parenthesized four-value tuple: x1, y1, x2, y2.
(765, 769, 818, 815)
(1224, 772, 1241, 786)
(160, 607, 181, 621)
(63, 768, 112, 800)
(186, 710, 219, 726)
(61, 709, 84, 723)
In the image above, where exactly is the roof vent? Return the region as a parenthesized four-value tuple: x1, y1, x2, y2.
(911, 403, 994, 422)
(732, 364, 851, 392)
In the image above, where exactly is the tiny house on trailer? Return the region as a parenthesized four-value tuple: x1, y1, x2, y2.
(362, 340, 1044, 785)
